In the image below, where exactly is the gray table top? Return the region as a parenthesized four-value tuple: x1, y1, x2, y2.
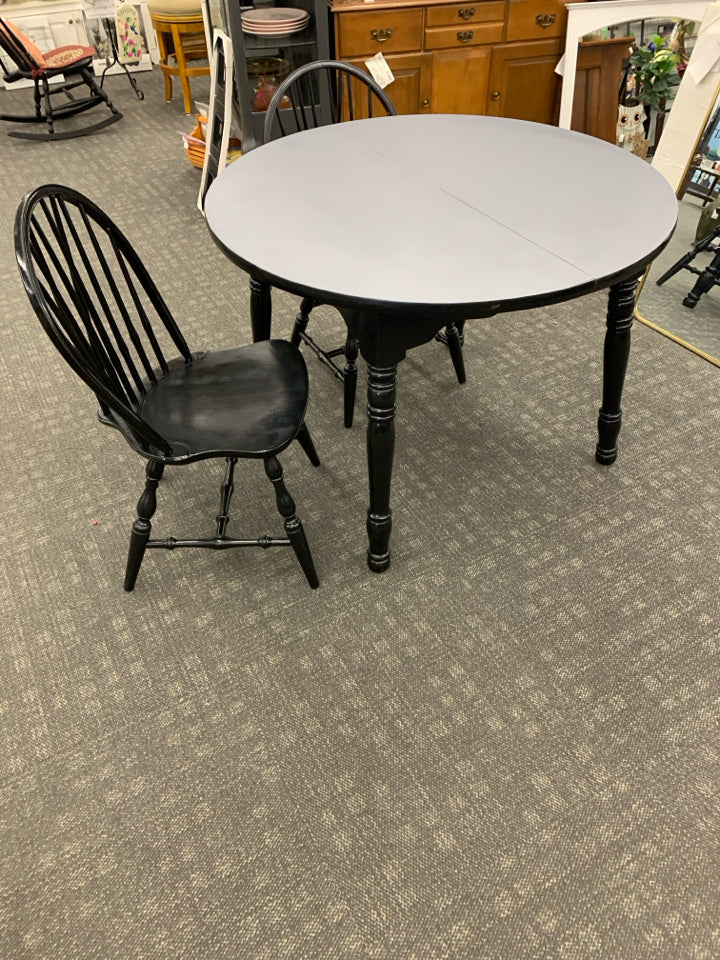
(205, 113, 678, 315)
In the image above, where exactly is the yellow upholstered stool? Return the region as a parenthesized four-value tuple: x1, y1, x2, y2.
(148, 1, 210, 114)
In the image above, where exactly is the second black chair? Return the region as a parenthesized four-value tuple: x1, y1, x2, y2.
(263, 60, 467, 427)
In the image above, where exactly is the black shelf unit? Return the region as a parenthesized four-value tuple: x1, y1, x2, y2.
(220, 0, 332, 151)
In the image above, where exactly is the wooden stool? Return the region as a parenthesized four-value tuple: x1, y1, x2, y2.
(150, 11, 210, 114)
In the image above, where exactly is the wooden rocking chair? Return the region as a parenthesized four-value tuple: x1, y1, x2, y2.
(0, 17, 122, 141)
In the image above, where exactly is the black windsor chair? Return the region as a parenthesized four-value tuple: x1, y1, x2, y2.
(262, 59, 468, 428)
(15, 184, 320, 591)
(0, 17, 122, 141)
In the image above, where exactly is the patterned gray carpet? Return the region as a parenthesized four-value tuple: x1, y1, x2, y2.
(1, 69, 720, 960)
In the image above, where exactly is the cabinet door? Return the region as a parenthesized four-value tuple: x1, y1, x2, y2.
(431, 47, 491, 114)
(486, 37, 563, 124)
(346, 53, 433, 115)
(573, 38, 631, 143)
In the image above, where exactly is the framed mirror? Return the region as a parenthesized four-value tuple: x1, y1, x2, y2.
(636, 75, 720, 365)
(560, 0, 720, 366)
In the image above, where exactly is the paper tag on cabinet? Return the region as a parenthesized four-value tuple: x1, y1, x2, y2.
(365, 53, 394, 89)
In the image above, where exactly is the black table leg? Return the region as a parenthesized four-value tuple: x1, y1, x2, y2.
(250, 278, 272, 342)
(596, 275, 639, 465)
(366, 364, 396, 572)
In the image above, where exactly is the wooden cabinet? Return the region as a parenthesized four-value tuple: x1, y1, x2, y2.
(486, 37, 564, 123)
(338, 8, 424, 55)
(347, 52, 433, 114)
(332, 0, 579, 124)
(431, 46, 491, 113)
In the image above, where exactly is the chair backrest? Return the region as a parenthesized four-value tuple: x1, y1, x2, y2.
(14, 184, 192, 457)
(263, 59, 397, 143)
(0, 18, 46, 73)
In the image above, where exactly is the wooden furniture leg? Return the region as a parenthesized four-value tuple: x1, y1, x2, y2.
(171, 21, 193, 115)
(250, 277, 272, 341)
(596, 275, 639, 465)
(125, 460, 164, 591)
(154, 27, 173, 102)
(366, 364, 396, 572)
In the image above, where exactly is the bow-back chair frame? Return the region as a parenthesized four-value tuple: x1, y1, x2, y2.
(0, 17, 122, 141)
(262, 60, 467, 428)
(15, 184, 320, 590)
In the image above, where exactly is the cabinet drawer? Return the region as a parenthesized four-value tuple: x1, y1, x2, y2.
(337, 9, 424, 57)
(425, 21, 503, 49)
(505, 0, 568, 41)
(425, 2, 506, 27)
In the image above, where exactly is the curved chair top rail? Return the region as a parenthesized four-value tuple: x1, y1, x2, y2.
(15, 183, 191, 456)
(263, 58, 397, 144)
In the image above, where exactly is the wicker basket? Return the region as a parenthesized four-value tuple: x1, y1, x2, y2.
(184, 115, 241, 169)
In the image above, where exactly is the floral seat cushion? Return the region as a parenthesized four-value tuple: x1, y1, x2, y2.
(43, 45, 95, 70)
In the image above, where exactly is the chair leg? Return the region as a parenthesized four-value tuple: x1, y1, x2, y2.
(172, 23, 194, 114)
(444, 322, 466, 384)
(292, 296, 316, 346)
(124, 460, 165, 591)
(296, 423, 320, 466)
(155, 28, 173, 102)
(343, 334, 359, 428)
(264, 456, 318, 588)
(215, 457, 237, 537)
(33, 78, 43, 121)
(40, 76, 56, 137)
(83, 66, 122, 118)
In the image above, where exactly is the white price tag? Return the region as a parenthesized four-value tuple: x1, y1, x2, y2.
(364, 52, 394, 89)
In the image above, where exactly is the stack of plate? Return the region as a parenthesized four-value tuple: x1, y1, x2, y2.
(241, 7, 310, 36)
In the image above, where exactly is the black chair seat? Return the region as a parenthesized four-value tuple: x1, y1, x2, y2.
(141, 341, 309, 460)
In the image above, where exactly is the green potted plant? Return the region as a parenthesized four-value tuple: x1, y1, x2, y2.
(628, 34, 682, 112)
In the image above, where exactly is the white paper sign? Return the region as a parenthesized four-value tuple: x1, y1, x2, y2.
(365, 52, 394, 89)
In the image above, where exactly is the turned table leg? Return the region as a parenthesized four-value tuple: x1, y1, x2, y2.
(596, 275, 640, 465)
(250, 277, 272, 342)
(366, 364, 396, 572)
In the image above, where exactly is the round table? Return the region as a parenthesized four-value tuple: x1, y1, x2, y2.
(205, 113, 678, 572)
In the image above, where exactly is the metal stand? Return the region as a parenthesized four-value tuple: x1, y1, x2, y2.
(98, 17, 144, 100)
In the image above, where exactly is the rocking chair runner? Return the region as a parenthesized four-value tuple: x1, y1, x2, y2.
(0, 17, 122, 141)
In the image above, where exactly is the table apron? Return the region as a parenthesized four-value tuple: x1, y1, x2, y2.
(340, 308, 490, 367)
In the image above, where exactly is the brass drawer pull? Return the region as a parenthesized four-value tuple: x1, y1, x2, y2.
(535, 13, 556, 28)
(457, 29, 474, 41)
(458, 7, 475, 18)
(490, 90, 500, 100)
(370, 27, 394, 43)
